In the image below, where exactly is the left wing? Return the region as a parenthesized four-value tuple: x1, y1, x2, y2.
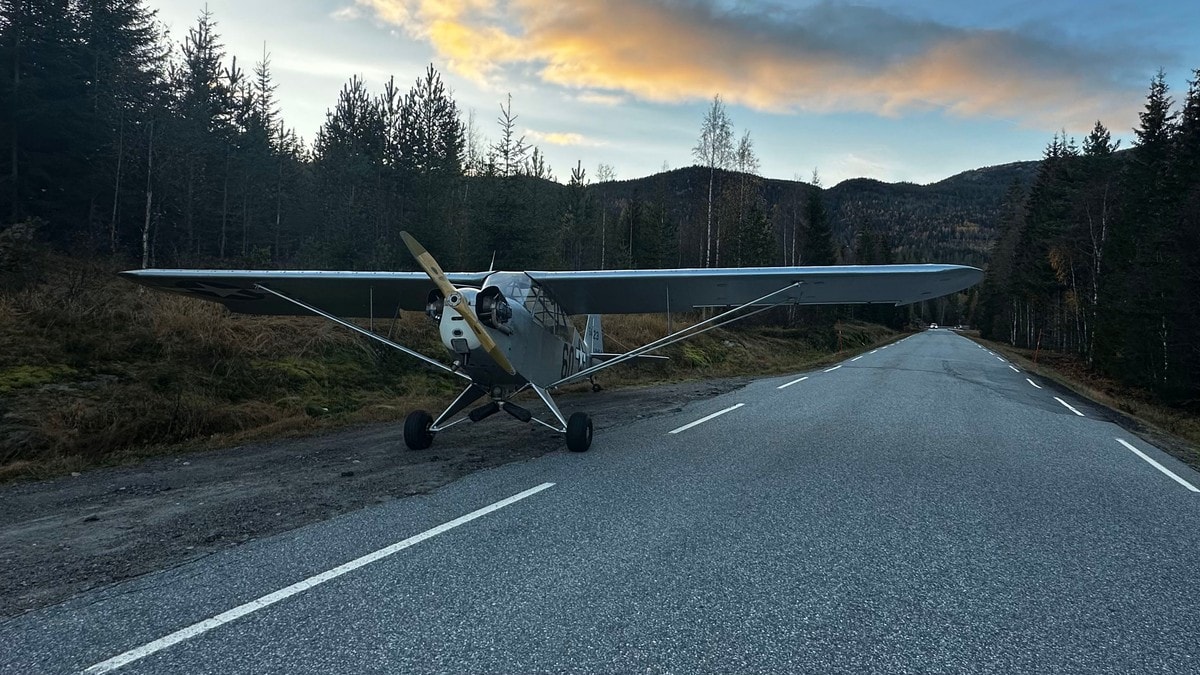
(527, 264, 982, 315)
(119, 269, 492, 317)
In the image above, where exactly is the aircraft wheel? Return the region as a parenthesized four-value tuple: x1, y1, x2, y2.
(591, 382, 602, 393)
(565, 412, 593, 452)
(404, 410, 434, 450)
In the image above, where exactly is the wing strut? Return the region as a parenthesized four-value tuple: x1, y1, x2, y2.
(253, 284, 472, 382)
(548, 281, 803, 388)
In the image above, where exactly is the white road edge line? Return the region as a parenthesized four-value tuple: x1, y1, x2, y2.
(83, 482, 557, 675)
(777, 376, 809, 390)
(824, 365, 843, 373)
(1054, 397, 1085, 417)
(851, 356, 864, 362)
(1008, 365, 1019, 372)
(669, 403, 744, 434)
(1026, 378, 1042, 389)
(869, 349, 879, 354)
(996, 356, 1006, 362)
(1116, 438, 1200, 492)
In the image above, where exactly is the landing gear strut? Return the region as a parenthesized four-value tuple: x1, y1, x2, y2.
(406, 382, 595, 452)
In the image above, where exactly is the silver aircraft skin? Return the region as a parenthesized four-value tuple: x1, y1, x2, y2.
(122, 234, 983, 452)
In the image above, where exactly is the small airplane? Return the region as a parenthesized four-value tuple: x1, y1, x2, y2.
(121, 232, 982, 452)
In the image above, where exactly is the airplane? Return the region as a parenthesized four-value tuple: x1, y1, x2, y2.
(121, 232, 982, 453)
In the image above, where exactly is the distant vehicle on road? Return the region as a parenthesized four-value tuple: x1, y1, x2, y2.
(930, 323, 939, 329)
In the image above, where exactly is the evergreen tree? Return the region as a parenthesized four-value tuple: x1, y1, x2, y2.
(1099, 70, 1179, 390)
(1, 0, 93, 234)
(802, 175, 836, 265)
(396, 64, 464, 253)
(311, 75, 387, 267)
(1169, 70, 1200, 401)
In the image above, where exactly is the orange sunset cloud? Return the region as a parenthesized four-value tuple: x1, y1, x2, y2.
(350, 0, 1141, 130)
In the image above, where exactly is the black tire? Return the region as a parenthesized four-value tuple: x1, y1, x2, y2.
(404, 410, 434, 450)
(565, 412, 593, 452)
(591, 382, 602, 393)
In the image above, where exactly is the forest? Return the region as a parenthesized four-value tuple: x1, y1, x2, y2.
(0, 1, 1026, 277)
(976, 71, 1200, 407)
(3, 1, 1198, 408)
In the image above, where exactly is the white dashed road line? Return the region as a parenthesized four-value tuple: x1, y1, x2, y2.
(824, 365, 843, 373)
(1054, 397, 1085, 417)
(851, 356, 864, 362)
(777, 376, 809, 390)
(1027, 378, 1042, 389)
(1116, 439, 1199, 492)
(669, 404, 745, 434)
(1008, 365, 1020, 372)
(84, 482, 557, 674)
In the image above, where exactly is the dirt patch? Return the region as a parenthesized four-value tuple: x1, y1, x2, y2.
(0, 376, 752, 619)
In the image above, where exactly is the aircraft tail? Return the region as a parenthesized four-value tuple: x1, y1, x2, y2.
(583, 314, 604, 355)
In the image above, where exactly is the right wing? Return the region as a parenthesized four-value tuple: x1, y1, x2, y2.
(527, 264, 983, 315)
(119, 269, 492, 317)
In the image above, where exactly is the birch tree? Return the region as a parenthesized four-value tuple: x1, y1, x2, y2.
(692, 95, 733, 267)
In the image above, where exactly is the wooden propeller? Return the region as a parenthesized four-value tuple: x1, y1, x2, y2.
(400, 231, 516, 375)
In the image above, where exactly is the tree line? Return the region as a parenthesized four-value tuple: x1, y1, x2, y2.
(1, 1, 856, 276)
(977, 70, 1200, 405)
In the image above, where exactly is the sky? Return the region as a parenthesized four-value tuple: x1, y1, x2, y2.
(151, 0, 1200, 186)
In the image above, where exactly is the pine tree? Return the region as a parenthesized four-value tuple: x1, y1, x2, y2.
(395, 64, 464, 252)
(1097, 70, 1179, 391)
(1168, 70, 1200, 401)
(312, 75, 387, 267)
(802, 174, 836, 265)
(1, 0, 94, 235)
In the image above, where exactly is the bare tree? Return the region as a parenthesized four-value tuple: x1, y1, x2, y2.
(595, 163, 616, 268)
(692, 95, 734, 266)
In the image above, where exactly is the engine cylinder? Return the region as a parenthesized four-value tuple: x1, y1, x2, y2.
(425, 289, 444, 322)
(476, 287, 512, 329)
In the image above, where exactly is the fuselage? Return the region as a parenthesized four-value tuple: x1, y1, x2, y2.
(437, 273, 588, 390)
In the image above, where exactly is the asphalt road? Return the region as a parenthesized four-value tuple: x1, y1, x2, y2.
(4, 330, 1199, 674)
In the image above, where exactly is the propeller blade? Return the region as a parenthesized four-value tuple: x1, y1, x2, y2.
(401, 231, 516, 375)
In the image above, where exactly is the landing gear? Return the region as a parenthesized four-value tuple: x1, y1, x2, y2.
(590, 376, 602, 393)
(404, 410, 434, 450)
(566, 412, 593, 452)
(414, 384, 594, 453)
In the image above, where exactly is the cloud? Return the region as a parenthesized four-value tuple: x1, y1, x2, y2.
(575, 91, 627, 107)
(330, 5, 362, 21)
(526, 130, 608, 147)
(351, 0, 1145, 129)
